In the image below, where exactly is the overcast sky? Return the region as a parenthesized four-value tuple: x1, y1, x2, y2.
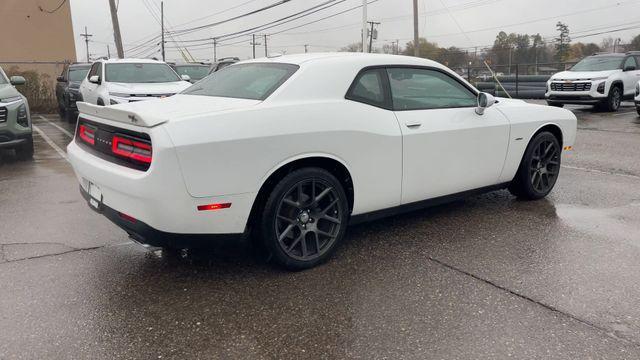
(70, 0, 640, 62)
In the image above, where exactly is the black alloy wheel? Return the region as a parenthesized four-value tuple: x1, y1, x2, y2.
(509, 132, 561, 200)
(528, 139, 560, 194)
(260, 168, 348, 270)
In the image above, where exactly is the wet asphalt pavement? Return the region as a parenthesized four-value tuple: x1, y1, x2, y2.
(1, 104, 640, 359)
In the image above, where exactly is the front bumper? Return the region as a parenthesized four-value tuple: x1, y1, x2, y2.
(0, 99, 32, 146)
(546, 94, 606, 105)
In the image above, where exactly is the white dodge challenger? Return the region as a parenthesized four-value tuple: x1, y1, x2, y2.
(68, 53, 577, 269)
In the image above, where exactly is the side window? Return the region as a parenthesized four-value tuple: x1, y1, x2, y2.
(88, 63, 99, 79)
(387, 68, 477, 110)
(623, 57, 637, 70)
(95, 62, 103, 80)
(346, 69, 388, 108)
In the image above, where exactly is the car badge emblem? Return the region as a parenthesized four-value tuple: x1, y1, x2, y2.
(128, 114, 138, 123)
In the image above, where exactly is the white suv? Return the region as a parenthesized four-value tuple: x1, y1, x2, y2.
(546, 52, 640, 112)
(79, 58, 192, 106)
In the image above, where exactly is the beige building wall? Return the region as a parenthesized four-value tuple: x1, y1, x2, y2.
(0, 0, 77, 112)
(0, 0, 76, 62)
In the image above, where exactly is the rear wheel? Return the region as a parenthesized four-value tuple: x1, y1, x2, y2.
(259, 168, 349, 270)
(15, 135, 34, 161)
(509, 132, 561, 200)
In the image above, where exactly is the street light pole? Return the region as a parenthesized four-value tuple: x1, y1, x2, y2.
(108, 0, 124, 58)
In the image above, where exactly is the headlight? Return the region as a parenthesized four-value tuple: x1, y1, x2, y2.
(110, 99, 119, 105)
(17, 103, 29, 127)
(636, 83, 640, 97)
(109, 92, 130, 98)
(1, 96, 22, 104)
(597, 82, 606, 94)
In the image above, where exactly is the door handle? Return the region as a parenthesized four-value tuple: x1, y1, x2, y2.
(405, 120, 422, 128)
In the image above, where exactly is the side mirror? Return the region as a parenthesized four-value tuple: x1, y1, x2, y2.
(89, 75, 101, 84)
(624, 65, 636, 72)
(181, 74, 191, 82)
(476, 92, 496, 115)
(10, 76, 26, 86)
(57, 76, 66, 82)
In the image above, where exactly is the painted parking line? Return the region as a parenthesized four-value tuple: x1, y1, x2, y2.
(37, 115, 75, 138)
(32, 125, 68, 162)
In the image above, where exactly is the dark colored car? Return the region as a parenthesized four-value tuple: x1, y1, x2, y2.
(170, 63, 210, 83)
(56, 63, 91, 123)
(209, 57, 240, 75)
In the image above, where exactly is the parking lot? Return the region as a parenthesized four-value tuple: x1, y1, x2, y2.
(1, 102, 640, 358)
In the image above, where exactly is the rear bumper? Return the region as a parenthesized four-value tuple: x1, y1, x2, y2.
(67, 128, 255, 235)
(79, 185, 247, 248)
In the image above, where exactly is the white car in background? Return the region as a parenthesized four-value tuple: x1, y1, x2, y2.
(68, 53, 577, 270)
(79, 58, 192, 106)
(546, 52, 640, 112)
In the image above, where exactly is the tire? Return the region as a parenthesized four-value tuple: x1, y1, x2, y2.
(636, 106, 640, 117)
(58, 105, 66, 118)
(546, 101, 564, 108)
(66, 109, 78, 124)
(259, 168, 349, 270)
(15, 135, 34, 161)
(509, 132, 561, 200)
(604, 85, 622, 112)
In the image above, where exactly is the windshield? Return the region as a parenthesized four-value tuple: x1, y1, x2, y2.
(571, 56, 623, 71)
(183, 63, 298, 100)
(105, 63, 180, 83)
(0, 68, 7, 84)
(174, 65, 209, 81)
(69, 67, 90, 82)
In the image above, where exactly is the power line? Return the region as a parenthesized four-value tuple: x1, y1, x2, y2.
(168, 0, 294, 36)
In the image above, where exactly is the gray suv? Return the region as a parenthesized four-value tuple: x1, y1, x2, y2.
(0, 66, 33, 160)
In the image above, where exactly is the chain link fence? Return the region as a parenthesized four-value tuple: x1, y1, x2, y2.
(0, 61, 68, 113)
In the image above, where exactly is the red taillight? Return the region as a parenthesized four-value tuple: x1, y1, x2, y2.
(112, 135, 152, 164)
(78, 124, 95, 145)
(197, 203, 232, 211)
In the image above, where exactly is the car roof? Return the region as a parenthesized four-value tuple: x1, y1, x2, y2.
(590, 53, 626, 57)
(240, 52, 445, 69)
(96, 58, 168, 64)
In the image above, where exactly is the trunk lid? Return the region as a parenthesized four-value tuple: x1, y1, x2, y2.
(77, 94, 261, 128)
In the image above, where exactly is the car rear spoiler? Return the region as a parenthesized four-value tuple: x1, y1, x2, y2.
(77, 102, 167, 128)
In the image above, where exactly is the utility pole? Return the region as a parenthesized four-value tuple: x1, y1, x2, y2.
(80, 26, 92, 62)
(107, 45, 111, 58)
(264, 34, 268, 57)
(367, 21, 380, 53)
(108, 0, 124, 58)
(252, 34, 256, 59)
(212, 38, 218, 62)
(161, 1, 165, 61)
(413, 0, 419, 57)
(362, 0, 367, 53)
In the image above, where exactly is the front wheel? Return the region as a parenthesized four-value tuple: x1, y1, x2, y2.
(259, 168, 349, 270)
(509, 132, 561, 200)
(15, 135, 34, 161)
(603, 86, 622, 112)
